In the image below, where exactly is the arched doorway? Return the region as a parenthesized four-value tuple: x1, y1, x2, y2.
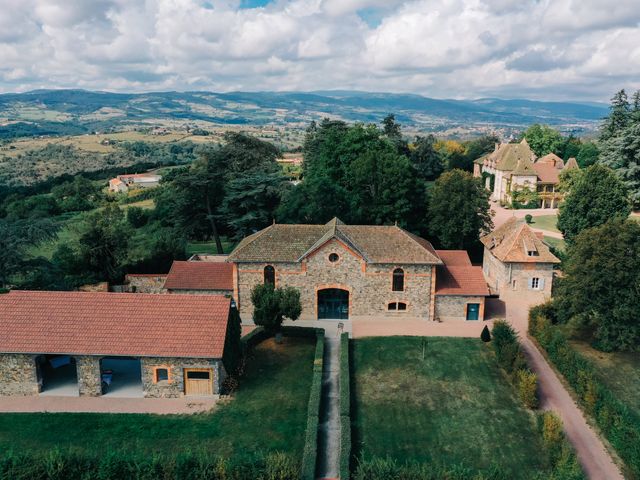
(317, 288, 349, 320)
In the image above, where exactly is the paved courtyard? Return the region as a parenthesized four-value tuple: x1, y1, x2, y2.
(0, 395, 217, 414)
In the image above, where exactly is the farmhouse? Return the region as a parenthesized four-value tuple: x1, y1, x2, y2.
(481, 218, 559, 297)
(0, 291, 238, 398)
(108, 173, 161, 193)
(228, 218, 489, 322)
(473, 139, 579, 208)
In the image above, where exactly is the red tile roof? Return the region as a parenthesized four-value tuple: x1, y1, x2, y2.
(0, 291, 231, 358)
(435, 266, 490, 296)
(435, 250, 472, 266)
(533, 162, 560, 184)
(163, 261, 233, 291)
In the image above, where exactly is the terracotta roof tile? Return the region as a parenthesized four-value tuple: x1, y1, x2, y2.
(533, 162, 560, 184)
(480, 218, 560, 263)
(435, 266, 489, 296)
(163, 261, 233, 291)
(435, 250, 472, 266)
(0, 291, 231, 358)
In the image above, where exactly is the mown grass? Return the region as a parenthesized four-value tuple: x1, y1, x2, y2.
(543, 235, 566, 252)
(352, 337, 548, 478)
(186, 240, 236, 256)
(531, 214, 560, 233)
(0, 337, 314, 461)
(571, 341, 640, 420)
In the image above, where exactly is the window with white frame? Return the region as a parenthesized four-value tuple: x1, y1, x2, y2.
(531, 277, 540, 290)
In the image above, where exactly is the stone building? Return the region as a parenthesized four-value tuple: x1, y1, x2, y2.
(0, 291, 238, 398)
(125, 274, 167, 293)
(163, 261, 234, 295)
(480, 218, 560, 297)
(473, 139, 579, 209)
(434, 250, 490, 321)
(227, 218, 489, 322)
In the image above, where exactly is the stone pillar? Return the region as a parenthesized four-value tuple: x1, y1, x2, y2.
(76, 356, 102, 396)
(0, 354, 39, 396)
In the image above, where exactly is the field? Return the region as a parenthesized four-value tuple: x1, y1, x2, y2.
(0, 337, 314, 461)
(543, 235, 566, 252)
(571, 341, 640, 419)
(351, 337, 548, 478)
(530, 214, 560, 233)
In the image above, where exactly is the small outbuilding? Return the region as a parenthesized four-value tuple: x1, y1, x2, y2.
(0, 291, 239, 398)
(163, 261, 234, 295)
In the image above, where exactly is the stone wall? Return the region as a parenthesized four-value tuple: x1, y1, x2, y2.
(0, 354, 38, 396)
(76, 356, 102, 396)
(434, 295, 485, 321)
(483, 248, 554, 298)
(141, 357, 223, 398)
(236, 238, 434, 320)
(126, 275, 167, 293)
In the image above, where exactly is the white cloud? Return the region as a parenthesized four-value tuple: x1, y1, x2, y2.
(0, 0, 639, 100)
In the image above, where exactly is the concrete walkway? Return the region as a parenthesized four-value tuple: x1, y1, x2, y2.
(503, 293, 624, 480)
(316, 331, 341, 479)
(0, 395, 217, 414)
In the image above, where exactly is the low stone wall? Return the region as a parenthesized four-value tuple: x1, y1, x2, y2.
(167, 289, 232, 296)
(141, 357, 223, 398)
(125, 275, 167, 293)
(0, 354, 38, 396)
(77, 356, 102, 396)
(434, 295, 485, 321)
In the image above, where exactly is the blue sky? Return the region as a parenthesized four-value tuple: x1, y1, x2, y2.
(0, 0, 639, 101)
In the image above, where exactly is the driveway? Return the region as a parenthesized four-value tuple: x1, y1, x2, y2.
(502, 292, 623, 480)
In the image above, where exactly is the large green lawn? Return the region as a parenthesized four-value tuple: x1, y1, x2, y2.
(0, 337, 314, 461)
(352, 337, 548, 478)
(571, 341, 640, 419)
(530, 214, 560, 233)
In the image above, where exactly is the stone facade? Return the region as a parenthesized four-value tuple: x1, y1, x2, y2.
(483, 248, 554, 297)
(166, 289, 232, 296)
(77, 356, 102, 396)
(434, 295, 485, 321)
(141, 357, 224, 398)
(125, 275, 167, 293)
(0, 354, 39, 396)
(236, 239, 434, 320)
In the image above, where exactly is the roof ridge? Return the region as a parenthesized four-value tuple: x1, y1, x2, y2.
(395, 225, 442, 264)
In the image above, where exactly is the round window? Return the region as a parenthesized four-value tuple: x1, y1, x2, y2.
(329, 253, 339, 263)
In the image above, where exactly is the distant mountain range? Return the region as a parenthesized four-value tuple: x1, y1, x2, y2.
(0, 89, 609, 139)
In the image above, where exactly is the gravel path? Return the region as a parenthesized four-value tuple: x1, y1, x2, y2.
(503, 292, 624, 480)
(316, 332, 341, 479)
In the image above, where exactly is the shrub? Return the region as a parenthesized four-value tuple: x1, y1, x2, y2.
(301, 331, 324, 480)
(251, 284, 302, 332)
(126, 206, 148, 228)
(491, 320, 521, 373)
(339, 332, 351, 480)
(481, 325, 491, 342)
(531, 310, 640, 477)
(516, 369, 538, 409)
(538, 412, 586, 480)
(525, 214, 533, 224)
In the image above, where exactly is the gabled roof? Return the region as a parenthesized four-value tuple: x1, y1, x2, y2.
(533, 162, 560, 184)
(563, 157, 579, 170)
(228, 218, 442, 265)
(536, 153, 564, 168)
(0, 291, 231, 358)
(493, 139, 536, 171)
(480, 218, 560, 264)
(511, 158, 537, 176)
(163, 261, 233, 291)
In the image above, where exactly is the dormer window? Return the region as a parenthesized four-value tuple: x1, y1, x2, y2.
(527, 250, 539, 257)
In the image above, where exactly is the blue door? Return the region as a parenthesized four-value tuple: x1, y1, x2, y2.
(466, 303, 480, 321)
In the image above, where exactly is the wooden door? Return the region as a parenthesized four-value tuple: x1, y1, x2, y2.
(184, 368, 213, 396)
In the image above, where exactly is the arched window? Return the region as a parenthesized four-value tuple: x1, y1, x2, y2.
(264, 265, 275, 285)
(392, 268, 404, 291)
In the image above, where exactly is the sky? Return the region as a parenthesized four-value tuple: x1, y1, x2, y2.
(1, 0, 639, 101)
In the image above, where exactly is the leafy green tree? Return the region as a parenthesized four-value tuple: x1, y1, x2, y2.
(277, 174, 351, 224)
(557, 164, 631, 244)
(600, 89, 630, 142)
(409, 135, 443, 181)
(464, 134, 499, 162)
(555, 219, 640, 351)
(0, 219, 57, 287)
(251, 283, 302, 333)
(126, 206, 149, 228)
(427, 169, 493, 249)
(382, 114, 402, 142)
(575, 141, 599, 168)
(522, 124, 564, 157)
(76, 204, 132, 282)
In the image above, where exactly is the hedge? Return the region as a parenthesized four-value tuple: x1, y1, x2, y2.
(352, 457, 506, 480)
(301, 330, 325, 480)
(339, 332, 351, 480)
(537, 412, 585, 480)
(0, 449, 299, 480)
(530, 306, 640, 478)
